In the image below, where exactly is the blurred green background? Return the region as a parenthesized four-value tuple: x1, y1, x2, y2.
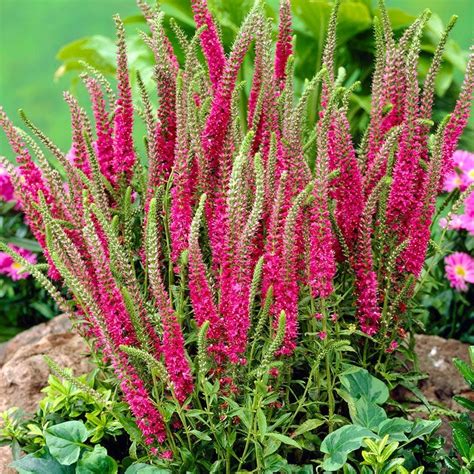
(0, 0, 473, 157)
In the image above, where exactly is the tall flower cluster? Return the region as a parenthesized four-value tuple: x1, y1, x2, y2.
(1, 0, 472, 449)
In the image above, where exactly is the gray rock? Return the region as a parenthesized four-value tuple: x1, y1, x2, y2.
(0, 315, 91, 473)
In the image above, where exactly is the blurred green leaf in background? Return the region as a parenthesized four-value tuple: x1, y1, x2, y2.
(0, 0, 472, 155)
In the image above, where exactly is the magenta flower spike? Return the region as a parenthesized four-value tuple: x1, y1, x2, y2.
(328, 111, 364, 250)
(112, 16, 136, 184)
(191, 0, 226, 92)
(274, 0, 293, 90)
(83, 76, 115, 183)
(441, 49, 474, 179)
(170, 75, 194, 266)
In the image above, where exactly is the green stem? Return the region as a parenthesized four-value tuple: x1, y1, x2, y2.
(237, 388, 260, 471)
(175, 403, 193, 452)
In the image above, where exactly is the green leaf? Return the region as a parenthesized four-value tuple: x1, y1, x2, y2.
(112, 410, 142, 444)
(266, 432, 302, 449)
(454, 358, 474, 387)
(287, 464, 314, 473)
(263, 437, 281, 458)
(320, 425, 376, 471)
(435, 62, 454, 97)
(378, 418, 413, 442)
(342, 465, 358, 474)
(351, 397, 387, 430)
(293, 0, 372, 45)
(257, 408, 267, 436)
(209, 460, 224, 474)
(262, 454, 289, 473)
(451, 421, 472, 459)
(124, 464, 172, 474)
(55, 35, 116, 78)
(293, 419, 325, 437)
(76, 445, 117, 474)
(30, 301, 55, 319)
(0, 236, 42, 252)
(418, 57, 454, 97)
(339, 366, 389, 405)
(453, 395, 474, 411)
(190, 429, 212, 441)
(408, 419, 441, 441)
(385, 8, 416, 29)
(44, 420, 88, 465)
(10, 451, 73, 474)
(379, 458, 405, 474)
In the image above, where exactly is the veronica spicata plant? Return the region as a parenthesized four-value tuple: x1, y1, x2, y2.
(0, 0, 472, 470)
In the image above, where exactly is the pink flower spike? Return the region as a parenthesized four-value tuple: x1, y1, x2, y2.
(314, 312, 323, 321)
(274, 0, 293, 89)
(318, 331, 327, 340)
(0, 165, 15, 202)
(445, 252, 474, 292)
(191, 0, 226, 91)
(112, 16, 136, 183)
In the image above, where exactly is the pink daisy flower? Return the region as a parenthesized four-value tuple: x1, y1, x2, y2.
(443, 150, 474, 192)
(455, 150, 474, 185)
(460, 191, 474, 234)
(0, 245, 37, 281)
(445, 252, 474, 292)
(443, 171, 465, 192)
(439, 214, 464, 230)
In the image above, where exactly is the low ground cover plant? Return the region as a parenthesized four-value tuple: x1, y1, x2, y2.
(0, 0, 472, 471)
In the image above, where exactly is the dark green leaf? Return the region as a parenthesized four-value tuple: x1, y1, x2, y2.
(454, 358, 474, 387)
(453, 395, 474, 411)
(451, 421, 472, 459)
(408, 419, 441, 441)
